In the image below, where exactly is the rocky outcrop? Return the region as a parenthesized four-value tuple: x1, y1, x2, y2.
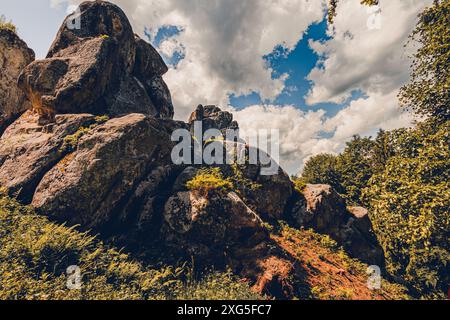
(0, 1, 387, 299)
(289, 184, 384, 266)
(163, 191, 267, 260)
(31, 114, 174, 230)
(187, 105, 294, 220)
(189, 104, 239, 134)
(18, 1, 173, 124)
(0, 110, 96, 202)
(0, 29, 35, 134)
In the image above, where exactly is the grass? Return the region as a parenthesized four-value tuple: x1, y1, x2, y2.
(0, 15, 16, 33)
(0, 190, 260, 300)
(271, 222, 411, 300)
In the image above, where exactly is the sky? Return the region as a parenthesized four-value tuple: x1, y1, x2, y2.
(0, 0, 432, 175)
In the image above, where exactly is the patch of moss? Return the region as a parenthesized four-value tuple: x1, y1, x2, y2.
(59, 116, 110, 153)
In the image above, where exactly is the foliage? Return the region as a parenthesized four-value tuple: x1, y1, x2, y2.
(363, 122, 450, 299)
(230, 162, 262, 192)
(292, 177, 307, 193)
(336, 136, 378, 205)
(399, 0, 450, 123)
(186, 167, 234, 196)
(178, 271, 262, 300)
(0, 191, 259, 300)
(300, 153, 343, 193)
(0, 15, 16, 33)
(328, 0, 379, 24)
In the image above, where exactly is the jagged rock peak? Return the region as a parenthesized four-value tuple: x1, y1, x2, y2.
(18, 0, 174, 125)
(188, 104, 239, 133)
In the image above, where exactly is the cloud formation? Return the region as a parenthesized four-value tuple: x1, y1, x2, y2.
(58, 0, 326, 120)
(54, 0, 429, 175)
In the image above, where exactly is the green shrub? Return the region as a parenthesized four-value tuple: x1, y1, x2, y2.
(301, 153, 342, 192)
(363, 123, 450, 299)
(0, 15, 16, 33)
(186, 167, 234, 195)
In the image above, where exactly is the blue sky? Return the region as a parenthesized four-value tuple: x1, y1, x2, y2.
(1, 0, 428, 174)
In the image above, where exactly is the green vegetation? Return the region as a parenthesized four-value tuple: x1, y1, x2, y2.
(276, 223, 410, 300)
(0, 15, 16, 33)
(399, 0, 450, 123)
(186, 167, 234, 196)
(300, 153, 343, 194)
(300, 0, 449, 299)
(0, 189, 259, 300)
(230, 162, 262, 192)
(328, 0, 379, 24)
(363, 123, 449, 299)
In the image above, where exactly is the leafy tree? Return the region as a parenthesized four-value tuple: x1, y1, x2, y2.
(399, 0, 450, 123)
(336, 135, 377, 205)
(300, 153, 343, 193)
(363, 123, 449, 298)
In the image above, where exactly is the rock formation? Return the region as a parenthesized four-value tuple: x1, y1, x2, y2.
(289, 184, 384, 266)
(0, 29, 35, 134)
(17, 1, 173, 125)
(0, 1, 387, 298)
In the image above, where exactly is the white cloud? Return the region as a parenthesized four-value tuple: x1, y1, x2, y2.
(58, 0, 326, 120)
(52, 0, 427, 175)
(306, 0, 432, 105)
(158, 36, 185, 63)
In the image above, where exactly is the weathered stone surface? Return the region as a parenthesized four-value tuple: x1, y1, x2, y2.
(244, 164, 294, 220)
(0, 110, 95, 202)
(289, 184, 384, 266)
(32, 114, 174, 229)
(0, 29, 35, 134)
(106, 75, 158, 117)
(343, 206, 384, 266)
(18, 38, 116, 122)
(294, 184, 347, 234)
(189, 104, 238, 133)
(133, 36, 168, 80)
(17, 1, 173, 122)
(48, 0, 135, 74)
(144, 75, 174, 119)
(172, 166, 198, 192)
(163, 190, 268, 259)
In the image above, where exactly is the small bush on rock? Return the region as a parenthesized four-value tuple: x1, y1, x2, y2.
(186, 167, 234, 196)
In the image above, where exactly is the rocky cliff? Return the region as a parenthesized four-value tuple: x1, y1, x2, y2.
(0, 1, 388, 299)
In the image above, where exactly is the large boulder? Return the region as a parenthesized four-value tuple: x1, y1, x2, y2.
(18, 1, 173, 123)
(188, 104, 239, 134)
(163, 190, 268, 261)
(0, 29, 35, 134)
(31, 114, 174, 230)
(18, 38, 118, 123)
(290, 184, 384, 266)
(0, 110, 96, 202)
(187, 105, 294, 220)
(47, 0, 135, 74)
